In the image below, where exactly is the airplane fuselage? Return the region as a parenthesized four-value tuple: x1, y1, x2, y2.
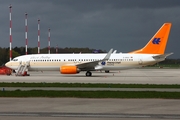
(6, 53, 162, 71)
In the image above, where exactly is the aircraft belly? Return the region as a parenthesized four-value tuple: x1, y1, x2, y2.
(100, 66, 139, 70)
(29, 62, 64, 71)
(101, 61, 141, 70)
(29, 66, 59, 71)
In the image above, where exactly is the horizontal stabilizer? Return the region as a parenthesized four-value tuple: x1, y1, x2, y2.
(153, 53, 173, 59)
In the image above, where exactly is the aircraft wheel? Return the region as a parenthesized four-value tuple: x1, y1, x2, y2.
(86, 71, 92, 76)
(105, 70, 110, 73)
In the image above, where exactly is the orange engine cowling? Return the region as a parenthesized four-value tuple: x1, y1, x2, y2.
(60, 66, 80, 74)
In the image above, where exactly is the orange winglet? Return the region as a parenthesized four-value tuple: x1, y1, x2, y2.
(129, 23, 172, 54)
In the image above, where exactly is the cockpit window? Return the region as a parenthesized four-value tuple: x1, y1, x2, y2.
(12, 59, 18, 61)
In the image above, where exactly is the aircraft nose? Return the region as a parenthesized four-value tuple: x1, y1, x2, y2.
(5, 61, 11, 68)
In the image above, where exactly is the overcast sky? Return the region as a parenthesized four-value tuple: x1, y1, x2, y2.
(0, 0, 180, 58)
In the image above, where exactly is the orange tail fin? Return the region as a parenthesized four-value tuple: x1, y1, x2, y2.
(129, 23, 172, 54)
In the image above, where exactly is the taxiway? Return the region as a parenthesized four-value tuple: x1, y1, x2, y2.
(0, 68, 180, 84)
(0, 98, 180, 120)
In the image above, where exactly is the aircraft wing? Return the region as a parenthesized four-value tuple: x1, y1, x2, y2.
(76, 48, 113, 70)
(153, 53, 173, 59)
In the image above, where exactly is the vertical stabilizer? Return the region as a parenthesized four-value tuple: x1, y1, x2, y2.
(129, 23, 171, 54)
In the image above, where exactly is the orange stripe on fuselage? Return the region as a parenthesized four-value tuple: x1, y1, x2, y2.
(129, 23, 171, 54)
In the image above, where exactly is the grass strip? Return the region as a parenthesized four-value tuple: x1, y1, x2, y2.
(0, 83, 180, 88)
(0, 90, 180, 99)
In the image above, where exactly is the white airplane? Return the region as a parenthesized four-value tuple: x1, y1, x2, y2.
(5, 23, 173, 76)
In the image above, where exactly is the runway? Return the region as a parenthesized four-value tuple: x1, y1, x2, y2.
(0, 68, 180, 84)
(1, 69, 180, 120)
(0, 98, 180, 120)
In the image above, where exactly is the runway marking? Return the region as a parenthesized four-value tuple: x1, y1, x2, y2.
(1, 87, 180, 92)
(0, 112, 180, 119)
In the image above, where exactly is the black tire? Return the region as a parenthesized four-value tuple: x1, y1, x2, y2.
(86, 71, 92, 76)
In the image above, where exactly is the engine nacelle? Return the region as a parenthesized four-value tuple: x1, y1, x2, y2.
(60, 66, 80, 74)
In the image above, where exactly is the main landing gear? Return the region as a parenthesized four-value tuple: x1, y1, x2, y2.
(86, 71, 92, 76)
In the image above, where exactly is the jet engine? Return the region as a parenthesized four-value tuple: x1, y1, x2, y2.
(60, 66, 80, 74)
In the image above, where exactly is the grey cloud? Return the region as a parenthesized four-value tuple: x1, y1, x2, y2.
(0, 0, 180, 58)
